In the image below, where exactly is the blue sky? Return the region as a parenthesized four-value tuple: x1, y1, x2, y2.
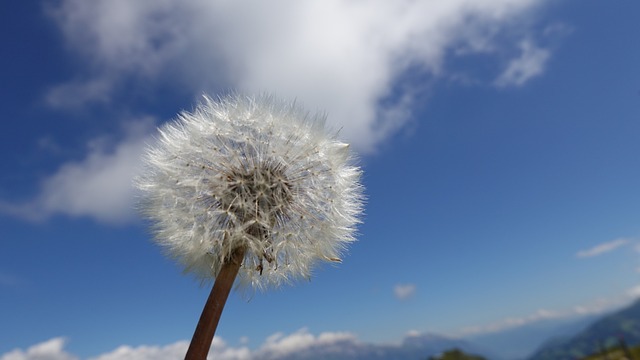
(1, 0, 639, 359)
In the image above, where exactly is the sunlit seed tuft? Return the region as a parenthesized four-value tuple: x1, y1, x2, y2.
(135, 94, 364, 290)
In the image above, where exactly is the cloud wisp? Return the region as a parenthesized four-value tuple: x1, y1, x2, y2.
(394, 283, 417, 300)
(458, 287, 640, 336)
(1, 330, 359, 360)
(576, 238, 631, 258)
(0, 337, 77, 360)
(7, 0, 557, 224)
(494, 39, 551, 87)
(47, 0, 552, 153)
(0, 119, 154, 225)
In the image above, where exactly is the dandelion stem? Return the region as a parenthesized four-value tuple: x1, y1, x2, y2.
(185, 247, 245, 360)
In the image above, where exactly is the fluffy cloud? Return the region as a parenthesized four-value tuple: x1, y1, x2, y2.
(576, 238, 631, 258)
(0, 338, 77, 360)
(257, 328, 359, 359)
(2, 330, 359, 360)
(494, 39, 550, 87)
(394, 283, 417, 300)
(15, 0, 556, 223)
(47, 0, 551, 153)
(87, 338, 249, 360)
(87, 342, 188, 360)
(0, 119, 154, 224)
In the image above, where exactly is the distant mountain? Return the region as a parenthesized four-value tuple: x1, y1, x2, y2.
(468, 314, 597, 359)
(256, 333, 491, 360)
(528, 299, 640, 360)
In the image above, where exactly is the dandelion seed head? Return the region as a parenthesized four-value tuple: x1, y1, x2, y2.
(136, 94, 364, 290)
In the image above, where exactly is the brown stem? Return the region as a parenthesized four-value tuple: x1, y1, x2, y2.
(185, 247, 246, 360)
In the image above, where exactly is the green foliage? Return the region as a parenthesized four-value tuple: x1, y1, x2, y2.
(428, 348, 487, 360)
(582, 343, 640, 360)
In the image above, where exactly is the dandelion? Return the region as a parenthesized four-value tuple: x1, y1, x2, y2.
(136, 94, 364, 359)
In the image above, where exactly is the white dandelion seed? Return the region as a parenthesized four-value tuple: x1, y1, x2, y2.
(136, 94, 364, 290)
(137, 94, 364, 359)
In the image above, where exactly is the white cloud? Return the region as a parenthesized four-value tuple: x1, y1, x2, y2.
(0, 338, 246, 360)
(257, 328, 359, 359)
(458, 289, 640, 336)
(394, 283, 416, 300)
(626, 285, 640, 299)
(45, 77, 114, 108)
(494, 39, 551, 87)
(87, 342, 189, 360)
(2, 330, 361, 360)
(46, 0, 550, 153)
(0, 338, 77, 360)
(13, 0, 555, 224)
(459, 308, 563, 335)
(571, 293, 638, 316)
(576, 238, 631, 258)
(87, 338, 250, 360)
(0, 119, 154, 225)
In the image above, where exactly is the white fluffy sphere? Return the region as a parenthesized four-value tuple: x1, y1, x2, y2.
(136, 94, 364, 290)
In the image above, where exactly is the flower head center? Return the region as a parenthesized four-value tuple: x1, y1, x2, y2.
(219, 163, 293, 229)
